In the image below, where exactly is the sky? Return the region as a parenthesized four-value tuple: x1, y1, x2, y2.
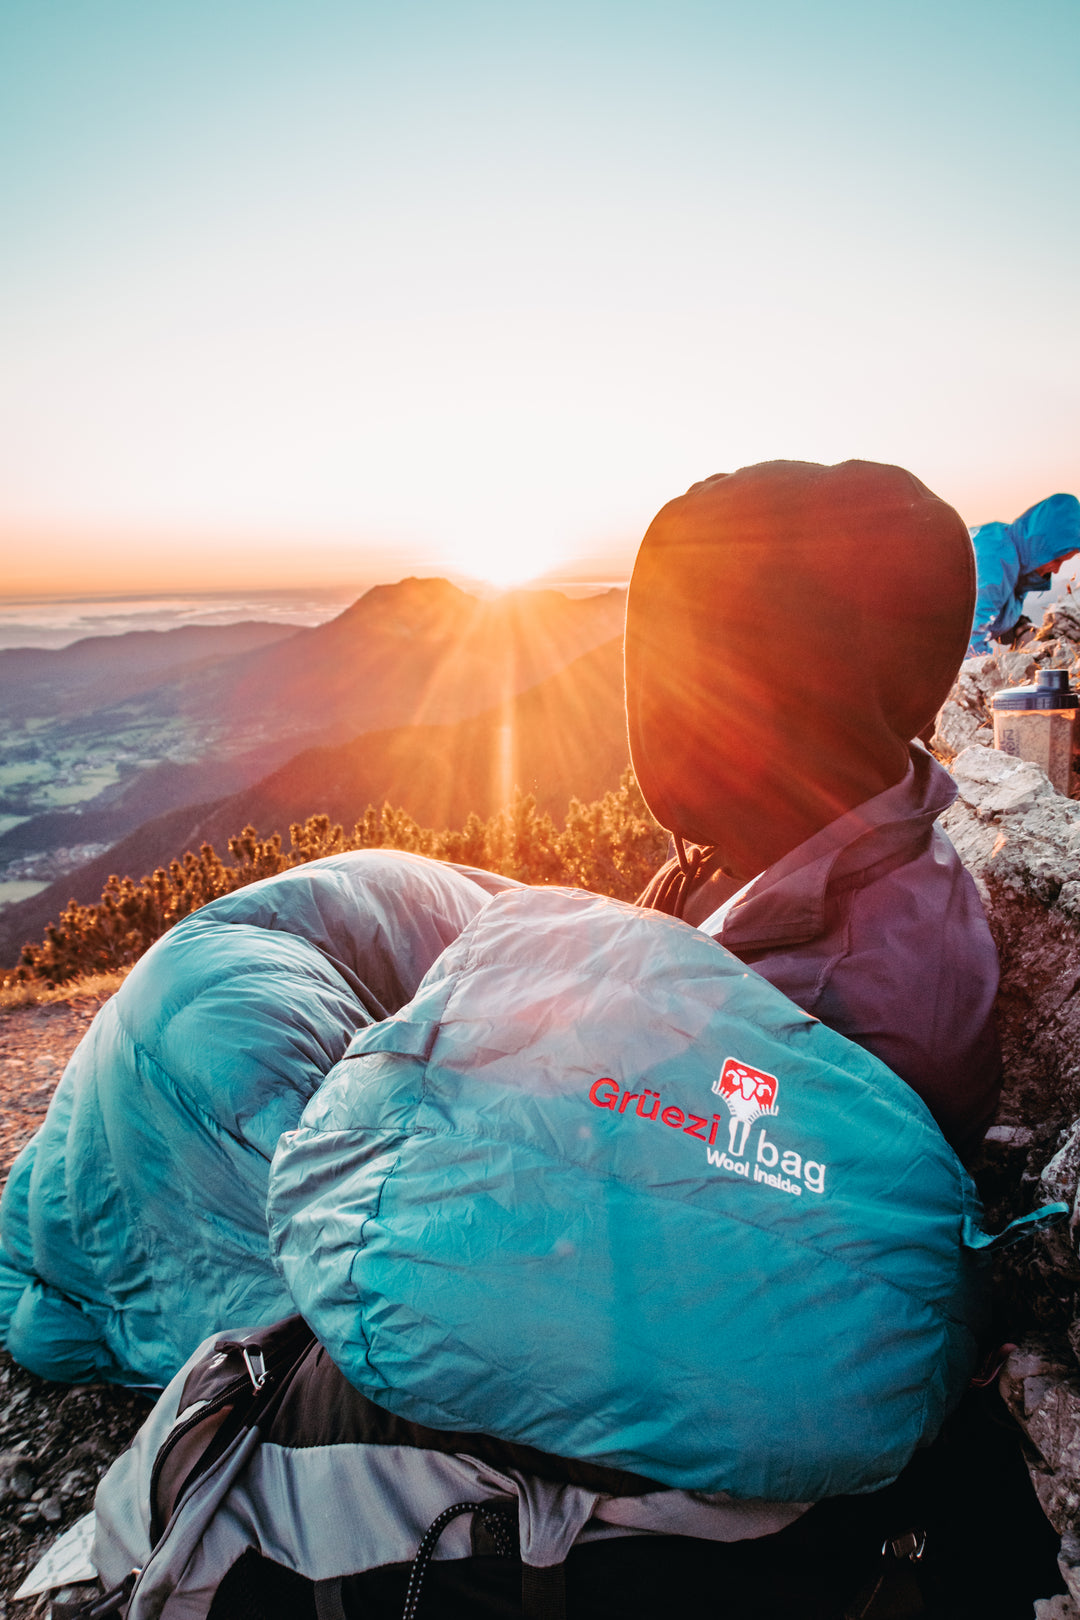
(1, 0, 1077, 596)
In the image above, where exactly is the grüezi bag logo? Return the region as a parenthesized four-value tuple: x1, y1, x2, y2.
(587, 1055, 826, 1198)
(713, 1057, 778, 1156)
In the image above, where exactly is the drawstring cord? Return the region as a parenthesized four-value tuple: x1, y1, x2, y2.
(640, 834, 731, 921)
(401, 1500, 549, 1620)
(669, 835, 714, 920)
(672, 834, 702, 920)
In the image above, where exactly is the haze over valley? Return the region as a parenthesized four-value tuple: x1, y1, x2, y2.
(0, 580, 629, 965)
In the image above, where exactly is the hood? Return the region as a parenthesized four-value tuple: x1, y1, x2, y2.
(1005, 492, 1080, 584)
(624, 459, 974, 879)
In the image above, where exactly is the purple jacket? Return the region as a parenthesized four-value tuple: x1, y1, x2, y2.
(641, 747, 1001, 1161)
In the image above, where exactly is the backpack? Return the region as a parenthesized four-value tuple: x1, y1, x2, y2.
(79, 1312, 967, 1620)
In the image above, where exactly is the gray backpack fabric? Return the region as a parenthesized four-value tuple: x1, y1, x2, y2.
(86, 1315, 700, 1619)
(83, 1315, 927, 1620)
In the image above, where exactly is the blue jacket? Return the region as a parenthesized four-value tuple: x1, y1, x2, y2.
(968, 493, 1080, 656)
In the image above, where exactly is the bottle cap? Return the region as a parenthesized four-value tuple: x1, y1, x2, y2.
(992, 668, 1079, 711)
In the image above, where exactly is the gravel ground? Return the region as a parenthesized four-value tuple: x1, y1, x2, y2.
(0, 1359, 152, 1616)
(0, 991, 151, 1615)
(0, 994, 117, 1191)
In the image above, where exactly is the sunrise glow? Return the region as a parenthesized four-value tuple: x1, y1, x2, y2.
(449, 537, 573, 592)
(0, 1, 1076, 596)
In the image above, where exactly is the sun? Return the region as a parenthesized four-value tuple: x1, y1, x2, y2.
(449, 534, 566, 591)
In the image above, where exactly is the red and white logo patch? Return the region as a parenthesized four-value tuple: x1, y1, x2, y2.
(712, 1057, 779, 1156)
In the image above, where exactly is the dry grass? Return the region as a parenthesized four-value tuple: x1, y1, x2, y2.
(0, 969, 130, 1015)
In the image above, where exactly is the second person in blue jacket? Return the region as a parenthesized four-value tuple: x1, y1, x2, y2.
(967, 491, 1080, 656)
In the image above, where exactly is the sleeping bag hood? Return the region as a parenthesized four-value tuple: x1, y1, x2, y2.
(624, 459, 975, 876)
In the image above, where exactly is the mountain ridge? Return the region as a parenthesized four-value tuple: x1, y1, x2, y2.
(0, 635, 628, 964)
(0, 621, 305, 722)
(0, 579, 628, 903)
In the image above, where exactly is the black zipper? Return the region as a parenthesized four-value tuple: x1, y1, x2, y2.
(147, 1322, 312, 1545)
(147, 1366, 253, 1545)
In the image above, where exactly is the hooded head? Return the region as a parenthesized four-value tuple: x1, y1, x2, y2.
(1007, 492, 1080, 594)
(624, 459, 974, 880)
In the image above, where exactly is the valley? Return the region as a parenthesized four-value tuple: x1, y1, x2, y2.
(0, 580, 629, 965)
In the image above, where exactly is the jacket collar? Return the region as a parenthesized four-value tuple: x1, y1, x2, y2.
(714, 746, 956, 953)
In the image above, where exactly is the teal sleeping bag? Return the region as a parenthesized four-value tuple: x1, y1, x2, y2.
(269, 884, 988, 1502)
(0, 852, 496, 1384)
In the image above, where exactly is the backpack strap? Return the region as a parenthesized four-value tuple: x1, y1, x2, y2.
(520, 1561, 567, 1620)
(52, 1574, 137, 1619)
(399, 1500, 566, 1620)
(313, 1578, 347, 1620)
(79, 1318, 318, 1620)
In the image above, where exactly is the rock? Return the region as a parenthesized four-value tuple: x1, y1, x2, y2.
(931, 639, 1080, 764)
(951, 746, 1058, 819)
(992, 1265, 1080, 1567)
(0, 1351, 150, 1600)
(1061, 1532, 1080, 1608)
(931, 653, 1005, 761)
(1038, 601, 1080, 648)
(1001, 1342, 1080, 1544)
(935, 680, 1080, 1597)
(1036, 1594, 1080, 1619)
(943, 748, 1080, 1177)
(999, 650, 1042, 686)
(0, 1452, 36, 1504)
(931, 699, 993, 760)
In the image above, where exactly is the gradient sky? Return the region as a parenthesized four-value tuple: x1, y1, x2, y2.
(1, 0, 1077, 594)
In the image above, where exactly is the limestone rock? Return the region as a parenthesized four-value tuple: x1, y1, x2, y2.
(944, 748, 1080, 907)
(1000, 1342, 1080, 1543)
(931, 639, 1080, 763)
(942, 708, 1080, 1592)
(948, 745, 1080, 1186)
(999, 649, 1043, 686)
(944, 747, 1080, 1343)
(999, 1344, 1080, 1614)
(1036, 1593, 1080, 1618)
(1038, 601, 1080, 649)
(932, 699, 993, 760)
(931, 653, 1003, 761)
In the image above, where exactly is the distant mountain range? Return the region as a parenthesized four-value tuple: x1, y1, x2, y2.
(0, 580, 630, 964)
(0, 620, 302, 722)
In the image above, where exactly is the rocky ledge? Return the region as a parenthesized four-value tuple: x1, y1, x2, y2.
(934, 603, 1080, 1613)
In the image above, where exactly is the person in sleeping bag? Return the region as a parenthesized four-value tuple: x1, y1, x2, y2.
(629, 457, 1001, 1162)
(124, 460, 1022, 1612)
(965, 491, 1080, 658)
(3, 458, 1026, 1617)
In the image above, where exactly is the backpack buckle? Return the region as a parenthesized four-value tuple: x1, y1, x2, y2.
(882, 1528, 926, 1563)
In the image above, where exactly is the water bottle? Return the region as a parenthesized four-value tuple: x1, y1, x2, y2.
(991, 668, 1078, 795)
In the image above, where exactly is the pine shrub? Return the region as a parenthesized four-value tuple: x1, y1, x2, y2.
(6, 771, 668, 988)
